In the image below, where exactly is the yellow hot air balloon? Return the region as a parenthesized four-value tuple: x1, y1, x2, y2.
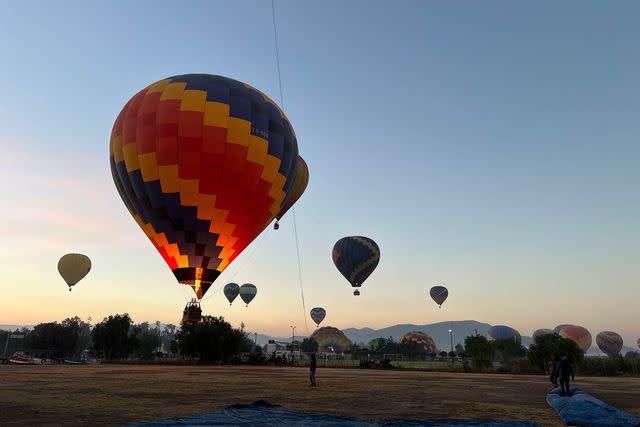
(58, 254, 91, 291)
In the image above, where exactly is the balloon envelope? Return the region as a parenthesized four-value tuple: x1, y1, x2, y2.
(239, 283, 257, 306)
(558, 325, 592, 352)
(275, 156, 308, 221)
(596, 331, 623, 357)
(310, 326, 350, 352)
(309, 307, 326, 326)
(400, 331, 437, 354)
(223, 283, 240, 305)
(532, 328, 553, 341)
(553, 324, 573, 334)
(488, 325, 521, 344)
(58, 254, 91, 289)
(110, 74, 300, 299)
(332, 236, 380, 293)
(429, 286, 448, 307)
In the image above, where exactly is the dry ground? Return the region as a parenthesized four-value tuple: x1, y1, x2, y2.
(1, 364, 639, 426)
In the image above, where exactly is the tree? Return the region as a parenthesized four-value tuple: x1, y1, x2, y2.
(455, 343, 466, 358)
(464, 335, 492, 369)
(91, 314, 137, 359)
(528, 333, 583, 370)
(490, 339, 527, 363)
(24, 320, 80, 359)
(174, 316, 245, 363)
(301, 337, 318, 353)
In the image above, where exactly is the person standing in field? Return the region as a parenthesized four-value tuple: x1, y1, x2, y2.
(555, 356, 575, 396)
(309, 353, 317, 386)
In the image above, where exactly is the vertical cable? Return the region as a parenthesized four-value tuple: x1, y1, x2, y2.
(272, 0, 308, 335)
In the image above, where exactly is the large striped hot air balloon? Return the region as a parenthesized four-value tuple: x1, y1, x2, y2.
(310, 326, 351, 352)
(400, 331, 437, 354)
(429, 286, 448, 308)
(488, 325, 521, 344)
(110, 74, 302, 300)
(596, 331, 623, 357)
(274, 156, 308, 229)
(532, 328, 553, 341)
(558, 325, 592, 352)
(332, 236, 380, 296)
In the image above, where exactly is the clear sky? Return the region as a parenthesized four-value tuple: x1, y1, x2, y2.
(1, 1, 638, 344)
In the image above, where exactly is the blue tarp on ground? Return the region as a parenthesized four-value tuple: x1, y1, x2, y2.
(128, 401, 537, 426)
(547, 387, 640, 427)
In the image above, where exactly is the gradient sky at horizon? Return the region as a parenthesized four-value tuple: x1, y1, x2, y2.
(1, 1, 638, 343)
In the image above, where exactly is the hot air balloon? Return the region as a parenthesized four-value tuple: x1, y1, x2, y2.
(400, 331, 438, 354)
(488, 325, 521, 344)
(110, 74, 301, 300)
(596, 331, 623, 357)
(58, 254, 91, 291)
(637, 337, 640, 350)
(239, 283, 257, 306)
(309, 307, 326, 326)
(429, 286, 448, 308)
(223, 283, 240, 305)
(558, 325, 592, 352)
(553, 324, 573, 334)
(310, 326, 351, 353)
(274, 156, 308, 229)
(532, 328, 553, 341)
(332, 236, 380, 295)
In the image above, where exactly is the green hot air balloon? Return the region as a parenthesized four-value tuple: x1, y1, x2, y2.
(58, 254, 91, 291)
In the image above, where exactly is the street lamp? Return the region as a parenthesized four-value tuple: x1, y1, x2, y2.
(290, 325, 296, 363)
(448, 329, 454, 363)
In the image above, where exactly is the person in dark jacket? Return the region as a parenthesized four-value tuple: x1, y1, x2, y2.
(556, 356, 575, 396)
(309, 353, 317, 386)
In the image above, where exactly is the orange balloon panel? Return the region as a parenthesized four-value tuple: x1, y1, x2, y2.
(110, 74, 300, 298)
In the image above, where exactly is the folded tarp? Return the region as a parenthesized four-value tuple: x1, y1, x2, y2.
(547, 387, 640, 427)
(129, 400, 537, 426)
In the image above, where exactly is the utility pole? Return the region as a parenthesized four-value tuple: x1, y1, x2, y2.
(449, 329, 454, 364)
(290, 325, 296, 363)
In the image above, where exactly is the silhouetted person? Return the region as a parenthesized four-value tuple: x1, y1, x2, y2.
(309, 353, 317, 386)
(548, 357, 558, 386)
(556, 356, 574, 396)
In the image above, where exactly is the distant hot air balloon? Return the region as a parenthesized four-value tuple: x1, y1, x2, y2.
(223, 283, 240, 305)
(310, 326, 351, 352)
(558, 325, 592, 352)
(310, 307, 326, 326)
(109, 74, 302, 300)
(58, 254, 91, 291)
(239, 283, 257, 306)
(488, 325, 521, 344)
(274, 156, 308, 229)
(400, 331, 438, 354)
(637, 337, 640, 350)
(532, 328, 553, 341)
(553, 324, 573, 334)
(429, 286, 448, 308)
(332, 236, 380, 296)
(596, 331, 623, 357)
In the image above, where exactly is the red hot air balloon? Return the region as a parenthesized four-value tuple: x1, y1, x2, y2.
(110, 74, 302, 299)
(559, 325, 592, 352)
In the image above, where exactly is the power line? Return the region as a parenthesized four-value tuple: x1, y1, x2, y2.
(271, 0, 308, 336)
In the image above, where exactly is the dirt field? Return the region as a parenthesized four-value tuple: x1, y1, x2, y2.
(1, 365, 639, 426)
